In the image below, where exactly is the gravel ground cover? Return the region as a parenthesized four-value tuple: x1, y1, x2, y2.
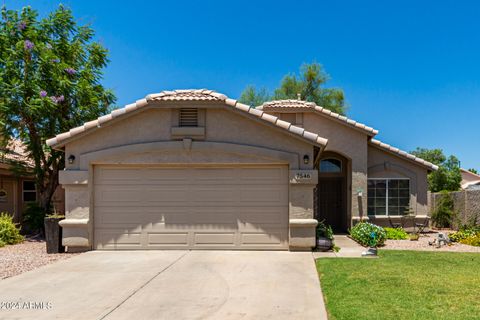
(0, 239, 80, 279)
(383, 231, 480, 253)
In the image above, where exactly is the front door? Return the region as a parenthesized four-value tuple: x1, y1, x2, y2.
(315, 154, 348, 232)
(316, 177, 346, 232)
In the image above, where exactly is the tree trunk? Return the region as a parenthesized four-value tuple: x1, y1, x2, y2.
(38, 168, 59, 214)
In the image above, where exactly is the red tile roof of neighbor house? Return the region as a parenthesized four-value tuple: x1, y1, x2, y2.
(46, 89, 329, 149)
(0, 139, 34, 167)
(45, 89, 437, 171)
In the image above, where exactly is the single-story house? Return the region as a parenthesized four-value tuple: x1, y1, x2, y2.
(460, 168, 480, 190)
(0, 139, 65, 223)
(47, 89, 437, 251)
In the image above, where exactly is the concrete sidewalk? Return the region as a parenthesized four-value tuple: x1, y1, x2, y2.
(313, 235, 366, 258)
(0, 250, 328, 320)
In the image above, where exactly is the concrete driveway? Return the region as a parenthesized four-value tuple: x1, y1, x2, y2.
(0, 251, 327, 320)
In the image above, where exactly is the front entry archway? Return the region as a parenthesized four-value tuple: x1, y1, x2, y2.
(315, 152, 348, 232)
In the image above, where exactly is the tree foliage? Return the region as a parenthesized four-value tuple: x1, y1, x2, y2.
(468, 168, 478, 175)
(0, 5, 115, 216)
(239, 62, 346, 114)
(411, 148, 462, 192)
(238, 85, 270, 107)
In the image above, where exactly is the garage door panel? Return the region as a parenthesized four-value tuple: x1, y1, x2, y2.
(194, 232, 236, 245)
(94, 166, 288, 250)
(147, 232, 189, 246)
(95, 230, 142, 249)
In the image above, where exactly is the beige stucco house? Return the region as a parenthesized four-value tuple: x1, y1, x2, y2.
(460, 168, 480, 190)
(46, 89, 437, 252)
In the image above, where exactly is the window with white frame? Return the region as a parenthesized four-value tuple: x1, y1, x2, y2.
(367, 179, 410, 216)
(22, 180, 37, 202)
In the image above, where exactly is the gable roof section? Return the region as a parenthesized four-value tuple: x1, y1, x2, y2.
(258, 99, 378, 136)
(46, 89, 328, 149)
(369, 139, 438, 171)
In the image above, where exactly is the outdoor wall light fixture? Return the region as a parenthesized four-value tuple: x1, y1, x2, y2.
(68, 155, 75, 164)
(303, 154, 310, 164)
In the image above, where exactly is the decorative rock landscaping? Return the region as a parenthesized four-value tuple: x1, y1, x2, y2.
(0, 239, 79, 279)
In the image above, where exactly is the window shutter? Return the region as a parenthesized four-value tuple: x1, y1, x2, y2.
(179, 108, 198, 127)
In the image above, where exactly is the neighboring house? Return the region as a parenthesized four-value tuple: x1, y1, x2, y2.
(460, 168, 480, 190)
(0, 139, 65, 223)
(47, 89, 437, 252)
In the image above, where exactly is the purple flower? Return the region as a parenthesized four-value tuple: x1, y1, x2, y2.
(51, 58, 60, 64)
(40, 90, 47, 98)
(24, 40, 34, 51)
(50, 95, 65, 104)
(65, 68, 76, 75)
(18, 21, 27, 31)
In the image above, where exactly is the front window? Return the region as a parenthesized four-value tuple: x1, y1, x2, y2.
(320, 158, 342, 173)
(23, 181, 37, 202)
(368, 179, 409, 216)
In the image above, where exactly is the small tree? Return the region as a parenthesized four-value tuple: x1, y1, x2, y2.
(411, 148, 461, 192)
(431, 191, 455, 228)
(239, 62, 346, 114)
(0, 6, 115, 219)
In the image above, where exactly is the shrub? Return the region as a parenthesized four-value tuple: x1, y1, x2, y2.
(385, 227, 409, 240)
(449, 226, 480, 243)
(0, 239, 5, 247)
(0, 213, 24, 245)
(22, 202, 47, 234)
(349, 222, 386, 247)
(459, 235, 480, 247)
(431, 191, 454, 228)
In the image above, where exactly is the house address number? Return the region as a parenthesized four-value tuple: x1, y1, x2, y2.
(295, 173, 312, 180)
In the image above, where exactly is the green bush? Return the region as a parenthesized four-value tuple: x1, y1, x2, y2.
(0, 239, 5, 247)
(449, 226, 480, 243)
(385, 227, 409, 240)
(431, 191, 455, 228)
(349, 222, 386, 247)
(0, 213, 24, 245)
(22, 202, 46, 234)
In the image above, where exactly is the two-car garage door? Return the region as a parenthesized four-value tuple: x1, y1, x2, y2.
(93, 166, 289, 250)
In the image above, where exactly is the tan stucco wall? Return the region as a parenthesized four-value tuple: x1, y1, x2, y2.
(301, 112, 369, 223)
(367, 144, 430, 222)
(60, 104, 317, 251)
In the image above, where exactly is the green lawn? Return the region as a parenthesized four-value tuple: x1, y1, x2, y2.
(316, 250, 480, 320)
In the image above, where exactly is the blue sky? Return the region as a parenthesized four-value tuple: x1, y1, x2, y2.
(4, 0, 480, 169)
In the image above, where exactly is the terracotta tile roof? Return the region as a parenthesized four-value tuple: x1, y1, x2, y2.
(369, 139, 439, 171)
(258, 99, 378, 136)
(46, 89, 328, 149)
(0, 139, 34, 167)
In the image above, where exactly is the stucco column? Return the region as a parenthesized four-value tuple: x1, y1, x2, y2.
(58, 170, 91, 251)
(288, 170, 318, 250)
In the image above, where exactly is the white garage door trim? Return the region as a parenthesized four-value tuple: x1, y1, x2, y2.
(93, 165, 289, 250)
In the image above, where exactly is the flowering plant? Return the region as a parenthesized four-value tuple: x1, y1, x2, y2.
(349, 222, 386, 247)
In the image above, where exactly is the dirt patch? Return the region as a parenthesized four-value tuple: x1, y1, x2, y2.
(383, 231, 480, 253)
(0, 239, 80, 279)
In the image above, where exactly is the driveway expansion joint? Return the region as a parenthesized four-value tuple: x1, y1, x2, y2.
(98, 251, 189, 320)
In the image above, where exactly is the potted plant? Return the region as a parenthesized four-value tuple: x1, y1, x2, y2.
(44, 213, 65, 254)
(316, 220, 334, 251)
(361, 231, 379, 256)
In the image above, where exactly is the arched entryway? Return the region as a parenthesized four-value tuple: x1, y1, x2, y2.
(315, 152, 348, 232)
